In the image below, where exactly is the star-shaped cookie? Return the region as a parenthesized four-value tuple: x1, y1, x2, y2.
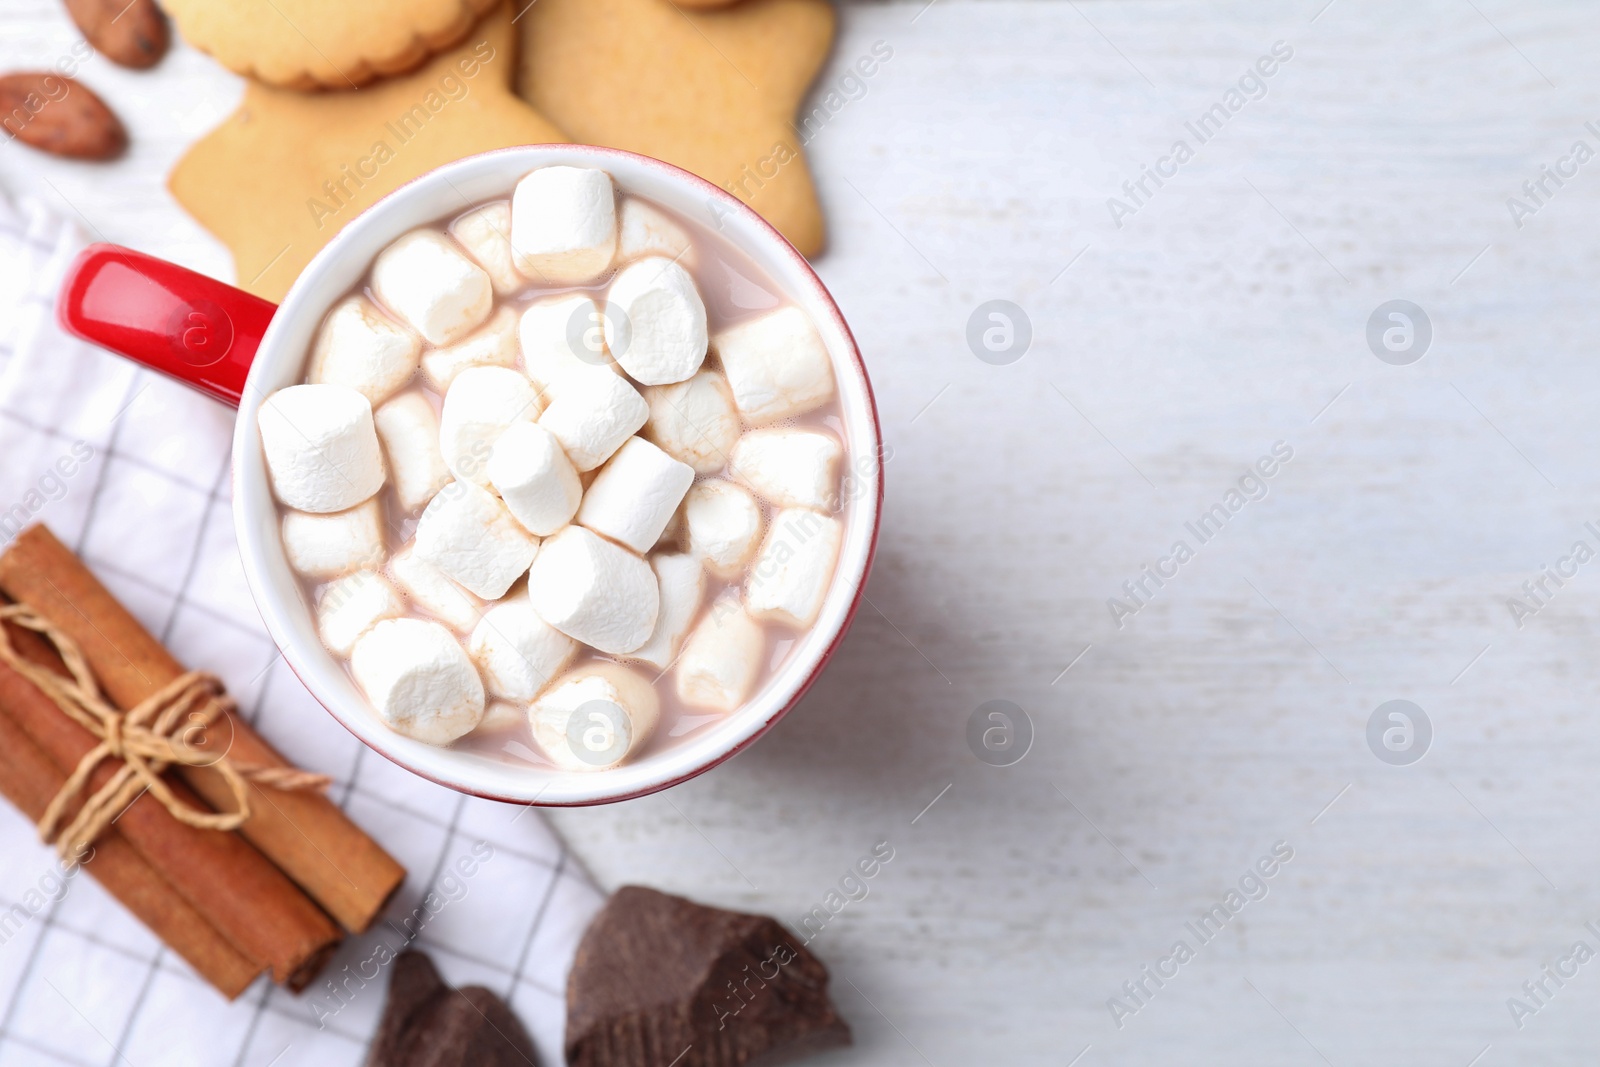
(169, 2, 566, 302)
(517, 0, 835, 257)
(162, 0, 501, 90)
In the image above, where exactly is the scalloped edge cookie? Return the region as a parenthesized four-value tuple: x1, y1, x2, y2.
(163, 0, 502, 90)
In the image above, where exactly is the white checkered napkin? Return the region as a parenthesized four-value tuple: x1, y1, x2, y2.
(0, 191, 602, 1067)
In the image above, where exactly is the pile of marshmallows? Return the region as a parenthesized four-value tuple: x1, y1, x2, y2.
(258, 167, 845, 771)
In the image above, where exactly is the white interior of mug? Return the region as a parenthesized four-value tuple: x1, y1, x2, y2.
(230, 146, 882, 805)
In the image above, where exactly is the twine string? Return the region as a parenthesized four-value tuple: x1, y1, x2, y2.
(0, 604, 329, 865)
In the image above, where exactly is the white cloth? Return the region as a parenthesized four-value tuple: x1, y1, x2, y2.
(0, 194, 602, 1067)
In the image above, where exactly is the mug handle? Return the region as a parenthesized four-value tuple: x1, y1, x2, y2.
(56, 243, 278, 409)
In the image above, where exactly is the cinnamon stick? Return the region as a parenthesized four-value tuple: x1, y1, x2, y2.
(0, 525, 405, 933)
(0, 670, 261, 998)
(0, 620, 341, 991)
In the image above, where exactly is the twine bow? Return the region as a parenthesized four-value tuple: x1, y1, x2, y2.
(0, 604, 328, 866)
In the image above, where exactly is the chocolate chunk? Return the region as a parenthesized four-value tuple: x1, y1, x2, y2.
(367, 952, 445, 1067)
(567, 886, 851, 1067)
(367, 951, 540, 1067)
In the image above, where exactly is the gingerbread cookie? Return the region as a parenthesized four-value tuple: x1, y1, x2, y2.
(163, 0, 500, 90)
(517, 0, 834, 257)
(169, 2, 566, 302)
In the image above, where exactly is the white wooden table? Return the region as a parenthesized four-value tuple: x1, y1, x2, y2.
(7, 0, 1600, 1062)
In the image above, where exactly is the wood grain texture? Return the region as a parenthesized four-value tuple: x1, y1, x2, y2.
(6, 0, 1600, 1062)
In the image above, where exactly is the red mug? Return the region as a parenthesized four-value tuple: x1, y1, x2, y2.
(55, 146, 883, 805)
(59, 243, 274, 406)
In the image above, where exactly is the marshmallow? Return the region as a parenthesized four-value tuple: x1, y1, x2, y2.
(306, 296, 420, 406)
(371, 229, 493, 346)
(487, 421, 581, 536)
(510, 166, 617, 285)
(675, 600, 765, 713)
(683, 480, 762, 578)
(526, 526, 658, 654)
(281, 498, 385, 579)
(643, 370, 740, 475)
(537, 369, 648, 472)
(530, 663, 660, 770)
(576, 437, 694, 554)
(655, 504, 684, 550)
(259, 384, 385, 513)
(604, 256, 708, 386)
(730, 429, 842, 511)
(415, 480, 540, 599)
(388, 544, 483, 632)
(630, 553, 706, 670)
(373, 391, 450, 513)
(419, 305, 519, 392)
(476, 700, 527, 734)
(350, 618, 484, 744)
(519, 293, 618, 392)
(745, 508, 842, 628)
(439, 365, 544, 485)
(449, 201, 524, 296)
(617, 197, 697, 268)
(316, 570, 404, 656)
(468, 588, 578, 703)
(716, 306, 836, 424)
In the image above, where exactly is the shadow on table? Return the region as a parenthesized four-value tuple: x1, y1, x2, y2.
(720, 543, 971, 807)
